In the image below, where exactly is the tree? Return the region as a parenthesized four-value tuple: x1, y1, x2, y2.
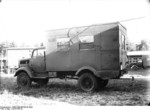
(127, 42, 136, 51)
(136, 40, 150, 51)
(40, 42, 44, 46)
(9, 41, 17, 47)
(0, 43, 5, 56)
(0, 41, 17, 56)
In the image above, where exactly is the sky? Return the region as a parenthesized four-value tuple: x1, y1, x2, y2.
(0, 0, 150, 46)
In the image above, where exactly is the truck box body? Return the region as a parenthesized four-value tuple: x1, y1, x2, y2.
(15, 22, 128, 91)
(44, 22, 127, 78)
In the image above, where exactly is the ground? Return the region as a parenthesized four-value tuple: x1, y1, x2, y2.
(0, 68, 150, 107)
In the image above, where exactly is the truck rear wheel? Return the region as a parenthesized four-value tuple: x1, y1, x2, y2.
(78, 73, 98, 92)
(17, 72, 31, 89)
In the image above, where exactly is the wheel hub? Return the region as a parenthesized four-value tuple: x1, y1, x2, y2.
(83, 78, 93, 89)
(19, 77, 28, 86)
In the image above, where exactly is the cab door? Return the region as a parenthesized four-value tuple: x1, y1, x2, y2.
(30, 49, 46, 73)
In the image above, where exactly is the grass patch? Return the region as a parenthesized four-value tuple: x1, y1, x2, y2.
(0, 71, 150, 106)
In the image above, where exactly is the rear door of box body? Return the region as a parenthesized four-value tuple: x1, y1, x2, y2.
(94, 26, 120, 71)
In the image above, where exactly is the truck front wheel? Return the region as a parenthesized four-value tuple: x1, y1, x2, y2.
(17, 72, 31, 89)
(78, 73, 98, 92)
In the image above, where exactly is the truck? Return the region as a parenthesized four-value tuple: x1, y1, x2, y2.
(14, 22, 128, 92)
(127, 51, 150, 69)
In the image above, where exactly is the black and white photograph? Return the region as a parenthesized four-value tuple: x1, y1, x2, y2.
(0, 0, 150, 109)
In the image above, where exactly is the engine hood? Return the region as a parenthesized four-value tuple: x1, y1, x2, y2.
(19, 58, 31, 65)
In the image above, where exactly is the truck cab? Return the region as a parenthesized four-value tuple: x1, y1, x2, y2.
(15, 22, 128, 92)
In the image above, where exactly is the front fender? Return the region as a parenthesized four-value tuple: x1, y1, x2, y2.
(75, 66, 99, 77)
(14, 66, 34, 78)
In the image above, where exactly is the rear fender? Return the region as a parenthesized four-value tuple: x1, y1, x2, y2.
(75, 66, 99, 77)
(14, 67, 34, 78)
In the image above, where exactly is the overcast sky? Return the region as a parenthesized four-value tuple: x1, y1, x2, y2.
(0, 0, 150, 46)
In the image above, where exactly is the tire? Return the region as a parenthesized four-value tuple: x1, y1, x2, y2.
(33, 78, 49, 86)
(78, 73, 98, 92)
(17, 72, 31, 89)
(97, 78, 109, 90)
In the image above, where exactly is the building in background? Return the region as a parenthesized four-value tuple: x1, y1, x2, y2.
(0, 48, 7, 73)
(6, 47, 33, 73)
(0, 47, 34, 74)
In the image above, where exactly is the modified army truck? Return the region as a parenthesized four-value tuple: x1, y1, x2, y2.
(15, 22, 128, 92)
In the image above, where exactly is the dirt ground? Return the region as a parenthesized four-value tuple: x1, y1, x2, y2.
(0, 68, 150, 106)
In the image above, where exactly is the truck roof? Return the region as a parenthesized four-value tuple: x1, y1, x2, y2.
(46, 22, 126, 39)
(46, 22, 125, 32)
